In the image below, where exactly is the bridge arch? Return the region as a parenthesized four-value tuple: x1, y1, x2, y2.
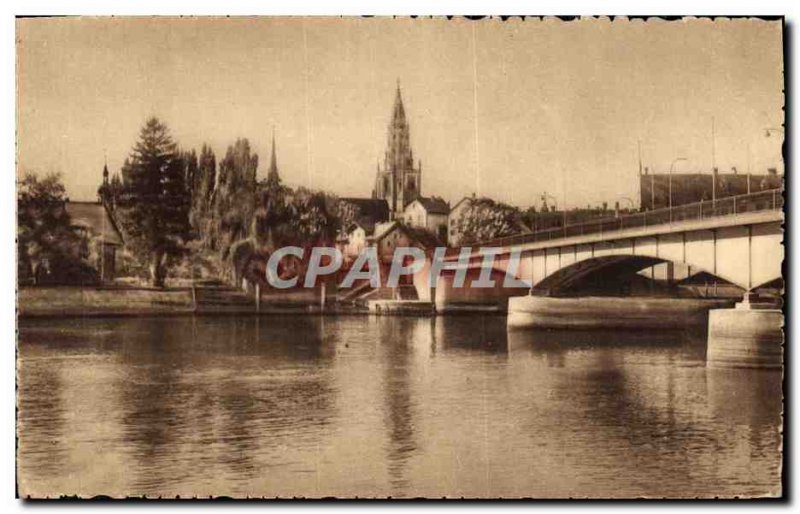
(530, 254, 736, 296)
(508, 221, 783, 292)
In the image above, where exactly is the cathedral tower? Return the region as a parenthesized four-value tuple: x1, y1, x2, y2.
(372, 81, 422, 218)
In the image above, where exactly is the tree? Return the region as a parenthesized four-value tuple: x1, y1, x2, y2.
(334, 199, 360, 233)
(117, 117, 191, 287)
(252, 180, 339, 251)
(253, 172, 289, 249)
(453, 197, 522, 244)
(17, 172, 92, 284)
(285, 187, 339, 246)
(211, 138, 258, 260)
(181, 148, 198, 202)
(190, 144, 216, 243)
(98, 171, 125, 211)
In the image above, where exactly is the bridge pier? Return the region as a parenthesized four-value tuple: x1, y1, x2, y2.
(507, 294, 733, 330)
(706, 293, 783, 369)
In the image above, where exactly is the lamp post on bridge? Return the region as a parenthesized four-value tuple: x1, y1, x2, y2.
(539, 192, 562, 234)
(764, 127, 785, 180)
(669, 157, 688, 221)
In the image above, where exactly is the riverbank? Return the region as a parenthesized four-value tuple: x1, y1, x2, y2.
(18, 287, 195, 317)
(17, 286, 368, 318)
(19, 286, 739, 323)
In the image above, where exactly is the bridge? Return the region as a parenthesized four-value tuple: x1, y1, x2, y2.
(421, 189, 783, 309)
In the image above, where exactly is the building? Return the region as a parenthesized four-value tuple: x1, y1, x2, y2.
(447, 197, 474, 247)
(340, 197, 390, 228)
(64, 200, 125, 283)
(339, 222, 370, 261)
(336, 198, 390, 261)
(372, 81, 422, 219)
(368, 220, 443, 266)
(403, 196, 449, 243)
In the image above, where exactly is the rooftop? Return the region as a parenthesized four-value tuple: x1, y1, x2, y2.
(65, 201, 124, 246)
(412, 196, 450, 215)
(340, 197, 390, 221)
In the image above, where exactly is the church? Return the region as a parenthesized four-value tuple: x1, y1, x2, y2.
(338, 82, 450, 261)
(372, 81, 423, 219)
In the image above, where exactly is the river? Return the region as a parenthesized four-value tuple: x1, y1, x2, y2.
(17, 315, 782, 498)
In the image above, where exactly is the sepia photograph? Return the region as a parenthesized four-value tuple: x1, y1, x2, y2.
(14, 15, 785, 499)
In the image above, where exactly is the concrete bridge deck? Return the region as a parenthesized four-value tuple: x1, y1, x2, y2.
(425, 189, 783, 308)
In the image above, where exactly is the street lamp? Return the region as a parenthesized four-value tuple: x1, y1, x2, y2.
(669, 157, 688, 217)
(540, 192, 557, 212)
(764, 127, 784, 179)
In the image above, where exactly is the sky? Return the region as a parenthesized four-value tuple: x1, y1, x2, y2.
(17, 16, 784, 208)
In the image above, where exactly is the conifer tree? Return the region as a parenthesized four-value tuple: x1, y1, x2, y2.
(118, 117, 191, 287)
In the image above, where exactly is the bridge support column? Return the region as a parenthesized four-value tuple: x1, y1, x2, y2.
(707, 294, 783, 369)
(507, 295, 731, 330)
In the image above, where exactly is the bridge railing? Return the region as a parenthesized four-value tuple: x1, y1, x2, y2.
(482, 188, 783, 248)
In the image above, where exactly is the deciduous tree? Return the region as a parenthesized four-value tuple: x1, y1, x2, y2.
(190, 144, 216, 243)
(453, 197, 522, 244)
(211, 138, 258, 260)
(17, 172, 91, 284)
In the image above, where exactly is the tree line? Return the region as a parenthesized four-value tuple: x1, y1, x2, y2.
(21, 116, 565, 287)
(108, 117, 353, 287)
(18, 117, 348, 288)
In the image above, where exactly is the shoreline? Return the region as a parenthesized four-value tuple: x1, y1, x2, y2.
(19, 287, 731, 326)
(17, 305, 376, 319)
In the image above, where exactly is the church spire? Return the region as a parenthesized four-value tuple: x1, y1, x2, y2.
(374, 79, 420, 217)
(267, 128, 280, 183)
(392, 78, 406, 126)
(98, 153, 111, 204)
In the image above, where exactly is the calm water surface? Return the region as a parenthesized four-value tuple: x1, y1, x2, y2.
(18, 315, 782, 498)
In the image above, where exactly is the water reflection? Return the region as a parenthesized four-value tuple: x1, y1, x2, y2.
(18, 315, 782, 498)
(16, 354, 66, 482)
(433, 315, 508, 354)
(374, 318, 418, 495)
